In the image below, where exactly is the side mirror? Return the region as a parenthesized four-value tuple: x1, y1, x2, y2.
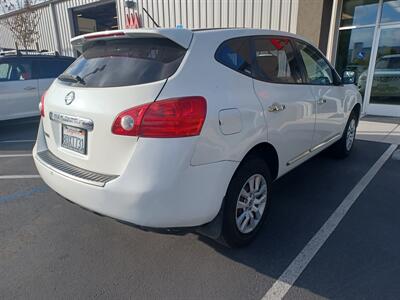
(342, 71, 356, 84)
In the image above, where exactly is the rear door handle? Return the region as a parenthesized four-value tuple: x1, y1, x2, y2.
(24, 86, 36, 91)
(268, 103, 286, 112)
(317, 98, 327, 105)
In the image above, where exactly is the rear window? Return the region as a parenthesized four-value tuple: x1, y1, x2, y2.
(59, 38, 186, 87)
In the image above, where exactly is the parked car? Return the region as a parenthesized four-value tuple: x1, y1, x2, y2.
(358, 54, 400, 104)
(0, 51, 74, 121)
(33, 29, 362, 247)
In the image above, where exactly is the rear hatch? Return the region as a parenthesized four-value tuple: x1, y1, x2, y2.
(42, 30, 191, 175)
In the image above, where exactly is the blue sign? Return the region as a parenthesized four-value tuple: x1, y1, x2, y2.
(357, 51, 365, 60)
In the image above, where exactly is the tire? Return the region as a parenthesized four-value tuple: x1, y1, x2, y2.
(221, 156, 272, 248)
(330, 111, 358, 158)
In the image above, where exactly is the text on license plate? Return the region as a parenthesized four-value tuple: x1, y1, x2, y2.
(61, 125, 87, 154)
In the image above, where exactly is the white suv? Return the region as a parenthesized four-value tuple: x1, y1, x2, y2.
(33, 29, 362, 247)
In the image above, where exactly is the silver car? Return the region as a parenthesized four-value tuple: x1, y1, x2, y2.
(0, 51, 74, 121)
(358, 54, 400, 103)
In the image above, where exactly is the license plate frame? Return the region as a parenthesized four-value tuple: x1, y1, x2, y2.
(61, 124, 87, 155)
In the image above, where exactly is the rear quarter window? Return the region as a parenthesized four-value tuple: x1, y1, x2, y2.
(59, 38, 186, 87)
(215, 37, 253, 77)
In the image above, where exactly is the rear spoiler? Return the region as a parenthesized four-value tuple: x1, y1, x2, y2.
(71, 29, 194, 52)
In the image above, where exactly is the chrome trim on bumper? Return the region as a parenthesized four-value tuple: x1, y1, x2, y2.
(36, 150, 118, 187)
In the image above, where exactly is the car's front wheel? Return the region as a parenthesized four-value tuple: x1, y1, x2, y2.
(221, 156, 272, 248)
(330, 111, 358, 158)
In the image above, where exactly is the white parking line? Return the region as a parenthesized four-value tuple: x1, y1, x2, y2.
(0, 154, 32, 158)
(262, 143, 398, 300)
(0, 139, 35, 143)
(0, 175, 41, 179)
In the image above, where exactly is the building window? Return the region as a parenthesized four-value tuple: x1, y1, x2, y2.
(369, 27, 400, 105)
(340, 0, 379, 27)
(335, 0, 400, 116)
(381, 0, 400, 23)
(335, 27, 374, 92)
(336, 0, 379, 99)
(72, 2, 118, 36)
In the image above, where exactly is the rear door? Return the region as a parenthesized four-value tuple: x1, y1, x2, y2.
(43, 37, 187, 175)
(0, 58, 39, 121)
(251, 36, 316, 172)
(294, 40, 346, 147)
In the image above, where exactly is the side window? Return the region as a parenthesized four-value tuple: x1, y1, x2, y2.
(252, 37, 302, 84)
(0, 60, 32, 81)
(296, 41, 334, 85)
(215, 37, 253, 76)
(0, 63, 11, 81)
(37, 59, 74, 79)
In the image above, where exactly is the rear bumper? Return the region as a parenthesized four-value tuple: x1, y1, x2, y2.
(33, 121, 238, 228)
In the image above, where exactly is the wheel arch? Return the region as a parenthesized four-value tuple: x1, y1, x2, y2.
(240, 142, 279, 181)
(352, 103, 362, 125)
(198, 141, 279, 244)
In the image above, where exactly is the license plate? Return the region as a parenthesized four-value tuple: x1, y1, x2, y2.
(61, 125, 87, 154)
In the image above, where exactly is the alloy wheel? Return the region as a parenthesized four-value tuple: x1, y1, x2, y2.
(346, 118, 356, 151)
(235, 174, 268, 234)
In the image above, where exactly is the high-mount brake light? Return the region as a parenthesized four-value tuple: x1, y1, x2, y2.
(111, 97, 207, 138)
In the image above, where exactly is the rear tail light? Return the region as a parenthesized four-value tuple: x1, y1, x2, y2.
(39, 91, 46, 118)
(112, 97, 207, 138)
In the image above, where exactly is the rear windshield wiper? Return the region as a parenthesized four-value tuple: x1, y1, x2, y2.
(58, 74, 86, 85)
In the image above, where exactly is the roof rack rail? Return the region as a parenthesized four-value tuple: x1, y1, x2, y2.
(39, 50, 59, 56)
(0, 49, 59, 56)
(0, 50, 18, 56)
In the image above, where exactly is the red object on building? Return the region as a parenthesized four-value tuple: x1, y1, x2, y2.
(126, 11, 141, 29)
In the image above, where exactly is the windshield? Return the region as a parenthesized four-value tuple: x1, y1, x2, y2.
(59, 38, 186, 87)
